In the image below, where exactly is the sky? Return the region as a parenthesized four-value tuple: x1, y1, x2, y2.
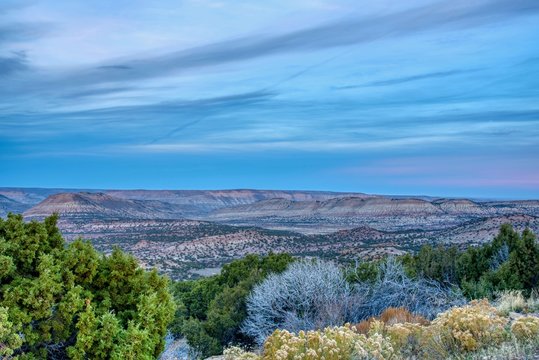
(1, 0, 538, 198)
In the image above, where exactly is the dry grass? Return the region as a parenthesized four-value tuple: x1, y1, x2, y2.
(495, 289, 539, 315)
(353, 307, 429, 335)
(495, 290, 527, 315)
(379, 307, 430, 326)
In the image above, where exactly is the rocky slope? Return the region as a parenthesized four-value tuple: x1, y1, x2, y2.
(208, 197, 444, 218)
(0, 194, 30, 217)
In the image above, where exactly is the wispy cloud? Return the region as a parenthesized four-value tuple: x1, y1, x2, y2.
(0, 51, 28, 76)
(6, 0, 539, 91)
(0, 22, 51, 46)
(62, 86, 134, 99)
(124, 136, 458, 154)
(96, 65, 133, 71)
(334, 69, 482, 89)
(86, 0, 537, 83)
(0, 89, 278, 141)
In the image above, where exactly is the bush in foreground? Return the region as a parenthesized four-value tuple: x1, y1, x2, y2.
(242, 260, 355, 344)
(511, 316, 539, 341)
(428, 299, 508, 353)
(231, 299, 539, 360)
(0, 214, 175, 359)
(353, 258, 465, 320)
(243, 258, 464, 346)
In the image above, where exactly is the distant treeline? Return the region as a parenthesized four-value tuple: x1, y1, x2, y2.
(401, 224, 539, 298)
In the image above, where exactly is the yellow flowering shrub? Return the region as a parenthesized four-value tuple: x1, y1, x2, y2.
(233, 301, 538, 360)
(223, 346, 261, 360)
(262, 326, 396, 360)
(511, 316, 539, 341)
(385, 322, 423, 350)
(428, 299, 508, 351)
(354, 332, 396, 360)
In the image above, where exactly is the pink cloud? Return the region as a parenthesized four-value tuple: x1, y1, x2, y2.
(339, 155, 539, 189)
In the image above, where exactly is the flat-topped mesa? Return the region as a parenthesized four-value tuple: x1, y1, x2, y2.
(23, 192, 183, 220)
(208, 196, 445, 219)
(105, 189, 371, 210)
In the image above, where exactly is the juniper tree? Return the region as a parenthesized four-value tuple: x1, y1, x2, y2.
(0, 213, 175, 359)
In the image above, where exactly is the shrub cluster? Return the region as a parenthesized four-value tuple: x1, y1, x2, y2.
(232, 300, 539, 360)
(263, 326, 395, 360)
(428, 299, 508, 353)
(511, 316, 539, 341)
(243, 258, 464, 344)
(353, 258, 465, 320)
(353, 307, 428, 335)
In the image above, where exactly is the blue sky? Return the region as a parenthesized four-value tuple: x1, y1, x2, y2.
(1, 0, 538, 198)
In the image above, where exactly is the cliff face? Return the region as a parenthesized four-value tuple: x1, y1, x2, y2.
(7, 187, 539, 227)
(209, 197, 535, 220)
(4, 187, 538, 234)
(205, 196, 539, 233)
(207, 197, 443, 218)
(104, 189, 370, 215)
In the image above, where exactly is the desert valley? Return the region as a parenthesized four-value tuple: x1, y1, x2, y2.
(2, 187, 537, 280)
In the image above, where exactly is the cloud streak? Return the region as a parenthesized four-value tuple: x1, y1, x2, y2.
(0, 51, 28, 76)
(334, 69, 482, 89)
(91, 0, 537, 82)
(7, 0, 539, 91)
(0, 22, 51, 46)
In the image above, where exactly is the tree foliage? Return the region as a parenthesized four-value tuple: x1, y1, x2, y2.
(171, 253, 294, 358)
(403, 224, 539, 298)
(0, 214, 175, 359)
